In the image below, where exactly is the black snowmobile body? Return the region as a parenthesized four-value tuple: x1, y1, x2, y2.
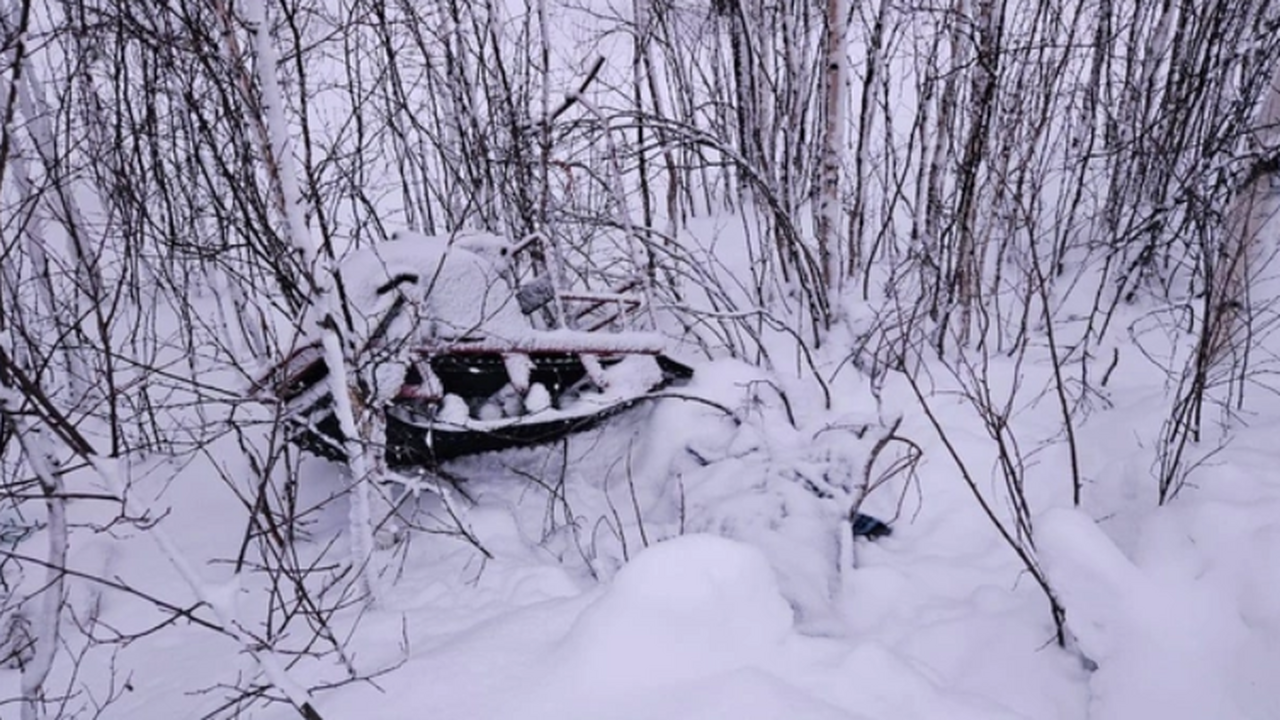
(280, 349, 692, 467)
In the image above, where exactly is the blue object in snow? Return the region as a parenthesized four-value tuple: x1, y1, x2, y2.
(851, 513, 892, 539)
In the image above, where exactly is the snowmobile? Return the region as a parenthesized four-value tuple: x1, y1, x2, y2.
(254, 231, 891, 541)
(255, 231, 693, 468)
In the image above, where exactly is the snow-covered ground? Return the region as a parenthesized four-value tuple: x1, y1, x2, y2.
(5, 220, 1278, 720)
(5, 3, 1280, 719)
(8, 297, 1279, 720)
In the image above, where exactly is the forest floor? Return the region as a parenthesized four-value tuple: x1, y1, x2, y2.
(10, 297, 1279, 720)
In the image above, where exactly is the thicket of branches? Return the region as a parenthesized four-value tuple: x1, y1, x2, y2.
(3, 0, 1280, 715)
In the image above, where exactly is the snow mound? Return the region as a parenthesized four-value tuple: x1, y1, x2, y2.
(556, 534, 793, 694)
(312, 233, 528, 350)
(1038, 508, 1276, 720)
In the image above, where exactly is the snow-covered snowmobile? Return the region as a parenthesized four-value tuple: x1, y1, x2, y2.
(255, 231, 693, 467)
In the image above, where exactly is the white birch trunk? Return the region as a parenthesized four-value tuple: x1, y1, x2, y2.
(1212, 61, 1280, 362)
(10, 421, 66, 720)
(240, 0, 382, 603)
(817, 0, 849, 292)
(4, 1, 98, 401)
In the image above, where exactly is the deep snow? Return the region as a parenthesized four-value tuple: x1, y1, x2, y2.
(8, 276, 1280, 720)
(7, 3, 1280, 716)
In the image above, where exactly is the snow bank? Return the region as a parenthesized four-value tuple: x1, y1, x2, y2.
(305, 535, 869, 720)
(520, 535, 884, 720)
(539, 537, 1041, 720)
(1038, 508, 1277, 720)
(556, 533, 793, 695)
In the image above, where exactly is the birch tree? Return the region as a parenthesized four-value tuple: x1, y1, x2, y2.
(816, 0, 848, 291)
(230, 0, 384, 600)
